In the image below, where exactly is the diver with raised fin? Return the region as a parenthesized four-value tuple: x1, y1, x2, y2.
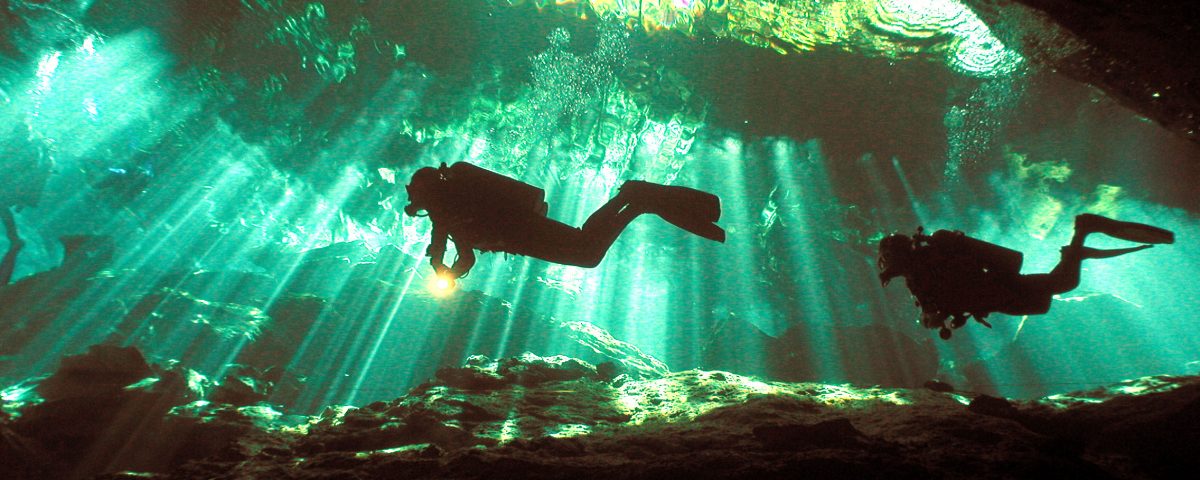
(1, 122, 52, 286)
(878, 214, 1174, 339)
(0, 207, 23, 285)
(404, 162, 724, 287)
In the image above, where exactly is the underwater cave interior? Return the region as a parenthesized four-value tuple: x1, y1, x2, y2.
(1, 0, 1199, 477)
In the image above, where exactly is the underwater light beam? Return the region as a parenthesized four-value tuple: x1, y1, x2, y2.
(345, 255, 423, 405)
(28, 160, 252, 373)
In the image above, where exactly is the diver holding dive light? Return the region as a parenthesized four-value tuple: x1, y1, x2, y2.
(878, 213, 1174, 339)
(404, 162, 725, 290)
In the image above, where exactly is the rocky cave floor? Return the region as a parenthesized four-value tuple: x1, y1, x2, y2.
(1, 344, 1198, 479)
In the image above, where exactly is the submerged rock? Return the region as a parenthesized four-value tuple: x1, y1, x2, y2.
(968, 394, 1020, 419)
(209, 365, 284, 406)
(435, 353, 602, 391)
(752, 418, 865, 450)
(0, 345, 294, 478)
(3, 346, 1200, 478)
(36, 344, 154, 402)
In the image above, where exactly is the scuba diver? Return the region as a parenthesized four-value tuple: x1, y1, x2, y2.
(1, 122, 53, 285)
(878, 213, 1174, 339)
(404, 162, 724, 285)
(0, 207, 21, 285)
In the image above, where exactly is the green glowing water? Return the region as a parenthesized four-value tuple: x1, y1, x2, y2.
(0, 0, 1198, 411)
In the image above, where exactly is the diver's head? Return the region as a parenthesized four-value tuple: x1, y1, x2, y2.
(404, 166, 443, 217)
(877, 233, 915, 273)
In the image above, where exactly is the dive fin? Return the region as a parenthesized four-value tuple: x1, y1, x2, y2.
(1080, 244, 1153, 259)
(619, 180, 725, 241)
(656, 209, 726, 242)
(1076, 214, 1175, 244)
(673, 188, 722, 223)
(620, 180, 722, 223)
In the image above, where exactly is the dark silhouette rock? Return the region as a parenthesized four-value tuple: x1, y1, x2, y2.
(969, 394, 1020, 419)
(753, 418, 864, 450)
(36, 344, 153, 402)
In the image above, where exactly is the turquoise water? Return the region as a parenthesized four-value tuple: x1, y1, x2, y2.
(1, 0, 1198, 410)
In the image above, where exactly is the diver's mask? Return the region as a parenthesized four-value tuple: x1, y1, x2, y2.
(877, 234, 913, 273)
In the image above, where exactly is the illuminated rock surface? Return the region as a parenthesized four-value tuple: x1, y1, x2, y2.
(496, 0, 1024, 77)
(493, 0, 1200, 144)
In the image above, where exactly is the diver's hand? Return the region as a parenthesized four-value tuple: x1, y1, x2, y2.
(432, 261, 455, 278)
(435, 264, 465, 280)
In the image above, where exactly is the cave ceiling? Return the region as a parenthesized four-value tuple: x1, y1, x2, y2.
(963, 0, 1200, 149)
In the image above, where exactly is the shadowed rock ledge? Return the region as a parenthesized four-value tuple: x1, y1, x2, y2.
(963, 0, 1200, 147)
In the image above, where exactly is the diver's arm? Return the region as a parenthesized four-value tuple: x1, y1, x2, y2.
(427, 222, 450, 274)
(878, 268, 903, 287)
(448, 238, 476, 278)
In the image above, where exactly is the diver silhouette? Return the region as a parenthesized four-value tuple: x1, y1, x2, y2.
(878, 214, 1174, 339)
(1, 122, 53, 285)
(404, 162, 724, 282)
(0, 208, 22, 285)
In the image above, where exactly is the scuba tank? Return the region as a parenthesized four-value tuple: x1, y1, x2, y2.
(926, 229, 1024, 276)
(907, 229, 1024, 339)
(445, 162, 548, 215)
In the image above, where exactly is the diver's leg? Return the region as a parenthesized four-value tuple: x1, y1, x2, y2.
(571, 198, 646, 267)
(505, 197, 644, 268)
(1037, 224, 1138, 297)
(517, 182, 722, 267)
(995, 241, 1087, 316)
(997, 214, 1166, 316)
(1, 206, 24, 285)
(1034, 249, 1085, 296)
(568, 177, 730, 263)
(1014, 233, 1151, 313)
(579, 192, 635, 233)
